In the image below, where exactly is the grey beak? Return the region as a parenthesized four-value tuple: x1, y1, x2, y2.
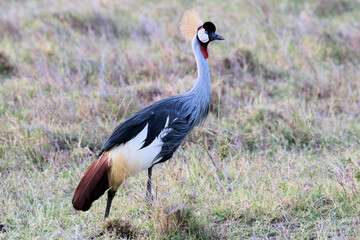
(209, 32, 225, 41)
(215, 33, 225, 40)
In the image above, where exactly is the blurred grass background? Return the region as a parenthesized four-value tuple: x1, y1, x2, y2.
(1, 0, 360, 239)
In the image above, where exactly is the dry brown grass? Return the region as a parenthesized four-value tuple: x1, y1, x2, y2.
(1, 0, 360, 239)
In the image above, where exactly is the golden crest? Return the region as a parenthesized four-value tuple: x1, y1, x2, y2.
(180, 9, 203, 39)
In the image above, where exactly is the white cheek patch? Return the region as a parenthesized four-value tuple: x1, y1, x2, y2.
(197, 27, 209, 43)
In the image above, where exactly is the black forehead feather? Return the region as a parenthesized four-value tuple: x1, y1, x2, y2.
(202, 22, 216, 33)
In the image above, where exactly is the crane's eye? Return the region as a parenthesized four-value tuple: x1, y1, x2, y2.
(197, 27, 209, 43)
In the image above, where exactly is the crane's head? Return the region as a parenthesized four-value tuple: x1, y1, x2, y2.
(180, 9, 224, 59)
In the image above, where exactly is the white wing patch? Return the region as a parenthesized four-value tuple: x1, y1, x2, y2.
(110, 117, 173, 177)
(159, 116, 172, 139)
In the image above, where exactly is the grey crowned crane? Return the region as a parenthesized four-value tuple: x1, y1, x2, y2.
(72, 9, 224, 218)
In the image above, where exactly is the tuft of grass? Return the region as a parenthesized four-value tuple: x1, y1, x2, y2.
(220, 49, 288, 81)
(148, 204, 226, 239)
(0, 52, 16, 77)
(314, 0, 360, 17)
(101, 218, 138, 239)
(321, 31, 360, 63)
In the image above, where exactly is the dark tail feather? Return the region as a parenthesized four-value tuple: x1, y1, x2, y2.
(72, 152, 111, 211)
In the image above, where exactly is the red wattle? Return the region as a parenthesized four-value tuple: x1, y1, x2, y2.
(200, 46, 208, 59)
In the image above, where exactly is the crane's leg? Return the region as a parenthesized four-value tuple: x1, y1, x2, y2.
(104, 189, 116, 219)
(146, 167, 153, 203)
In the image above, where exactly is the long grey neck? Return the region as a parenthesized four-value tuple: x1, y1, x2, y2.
(187, 36, 211, 108)
(179, 36, 211, 126)
(190, 36, 211, 96)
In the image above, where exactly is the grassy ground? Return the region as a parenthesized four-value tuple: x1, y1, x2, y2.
(1, 0, 360, 239)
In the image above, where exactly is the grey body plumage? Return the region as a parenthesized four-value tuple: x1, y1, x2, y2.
(100, 36, 212, 166)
